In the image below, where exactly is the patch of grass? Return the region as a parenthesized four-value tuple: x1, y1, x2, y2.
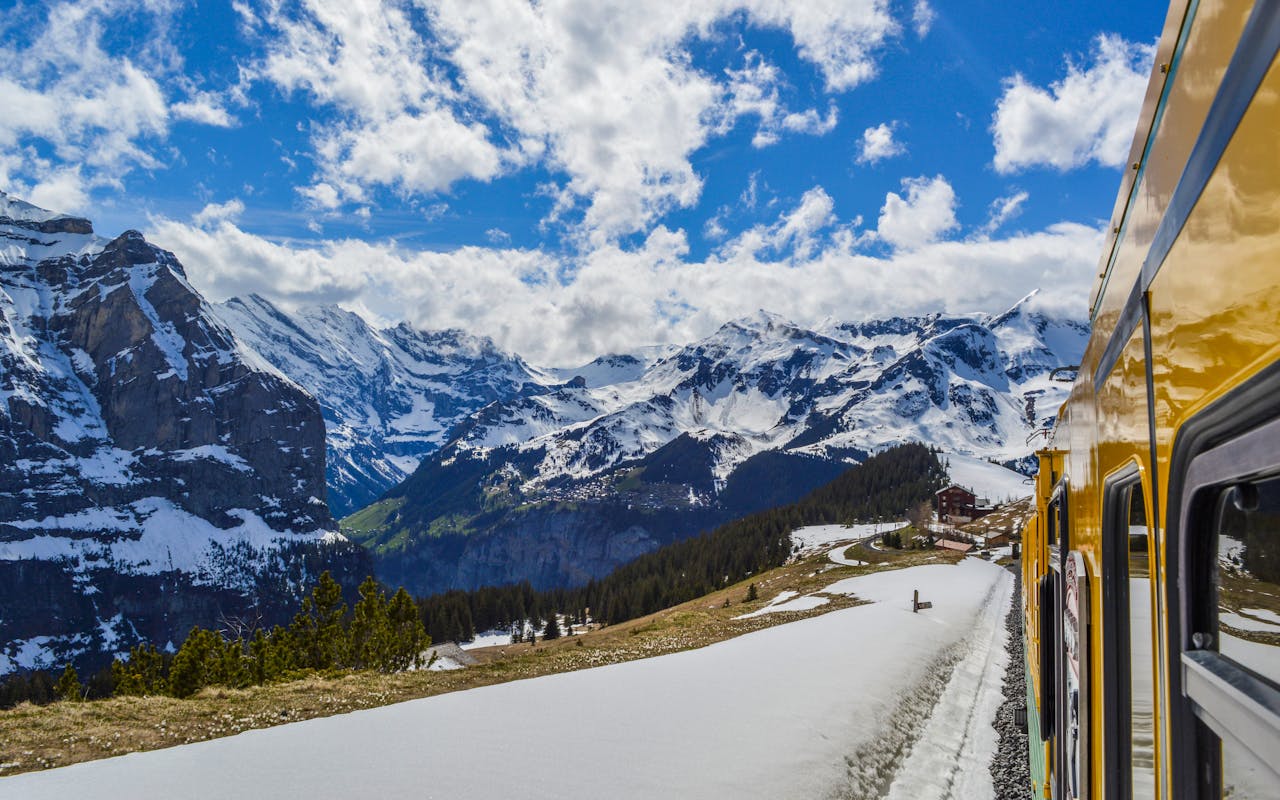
(339, 498, 407, 548)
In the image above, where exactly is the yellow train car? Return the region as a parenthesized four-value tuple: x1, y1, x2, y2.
(1022, 1, 1280, 798)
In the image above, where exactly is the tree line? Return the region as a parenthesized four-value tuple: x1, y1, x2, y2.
(2, 573, 428, 707)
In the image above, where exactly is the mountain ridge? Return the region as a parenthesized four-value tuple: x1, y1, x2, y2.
(339, 293, 1085, 594)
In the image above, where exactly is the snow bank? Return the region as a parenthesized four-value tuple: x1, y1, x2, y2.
(734, 590, 831, 619)
(2, 559, 1013, 800)
(459, 629, 514, 650)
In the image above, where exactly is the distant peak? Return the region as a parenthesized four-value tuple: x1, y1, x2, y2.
(0, 190, 94, 235)
(724, 308, 794, 333)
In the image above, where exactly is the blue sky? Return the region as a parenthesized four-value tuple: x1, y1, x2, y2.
(0, 0, 1167, 364)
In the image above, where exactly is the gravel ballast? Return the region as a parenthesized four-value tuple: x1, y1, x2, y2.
(990, 568, 1032, 799)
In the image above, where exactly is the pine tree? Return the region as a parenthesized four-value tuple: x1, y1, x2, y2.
(168, 627, 220, 698)
(350, 576, 391, 670)
(386, 588, 428, 670)
(746, 583, 758, 602)
(54, 664, 82, 702)
(290, 571, 348, 670)
(544, 615, 561, 641)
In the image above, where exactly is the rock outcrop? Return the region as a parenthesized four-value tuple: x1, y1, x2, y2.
(0, 192, 360, 674)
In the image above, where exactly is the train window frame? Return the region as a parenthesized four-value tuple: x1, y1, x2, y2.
(1039, 477, 1070, 743)
(1102, 466, 1143, 800)
(1100, 468, 1162, 798)
(1176, 414, 1280, 793)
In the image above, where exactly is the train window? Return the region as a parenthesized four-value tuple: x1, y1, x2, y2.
(1213, 477, 1280, 798)
(1175, 419, 1280, 799)
(1107, 479, 1157, 800)
(1214, 477, 1280, 687)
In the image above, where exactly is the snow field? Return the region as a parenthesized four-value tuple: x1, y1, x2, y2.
(943, 454, 1031, 505)
(790, 521, 904, 555)
(1, 558, 1013, 800)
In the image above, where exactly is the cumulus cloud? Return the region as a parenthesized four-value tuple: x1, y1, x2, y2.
(192, 198, 246, 228)
(876, 175, 957, 251)
(724, 54, 839, 148)
(148, 195, 1099, 366)
(250, 0, 508, 205)
(992, 34, 1155, 173)
(0, 0, 243, 212)
(170, 93, 237, 127)
(244, 0, 898, 241)
(856, 122, 905, 165)
(722, 186, 840, 260)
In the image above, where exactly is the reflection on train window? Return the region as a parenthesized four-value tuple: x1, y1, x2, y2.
(1215, 477, 1280, 686)
(1215, 476, 1280, 797)
(1126, 483, 1156, 800)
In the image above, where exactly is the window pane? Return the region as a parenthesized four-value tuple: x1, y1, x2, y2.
(1128, 485, 1156, 800)
(1221, 735, 1273, 799)
(1215, 476, 1280, 687)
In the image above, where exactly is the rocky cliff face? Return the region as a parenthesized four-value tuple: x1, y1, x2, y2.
(214, 295, 546, 517)
(0, 192, 358, 674)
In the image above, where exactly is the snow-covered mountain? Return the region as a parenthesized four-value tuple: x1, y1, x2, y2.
(214, 295, 548, 517)
(445, 298, 1081, 495)
(0, 192, 363, 674)
(348, 296, 1086, 594)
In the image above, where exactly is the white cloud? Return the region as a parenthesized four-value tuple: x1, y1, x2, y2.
(876, 175, 957, 251)
(856, 122, 905, 165)
(912, 1, 936, 38)
(980, 191, 1029, 235)
(0, 0, 246, 212)
(299, 182, 341, 210)
(992, 34, 1155, 174)
(782, 106, 840, 136)
(722, 186, 840, 260)
(724, 53, 839, 148)
(171, 93, 236, 127)
(246, 0, 898, 242)
(192, 198, 246, 228)
(251, 0, 508, 205)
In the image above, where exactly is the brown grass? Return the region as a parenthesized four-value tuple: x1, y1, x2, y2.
(0, 546, 957, 778)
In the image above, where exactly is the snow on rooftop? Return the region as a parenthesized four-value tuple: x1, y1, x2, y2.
(4, 559, 1013, 800)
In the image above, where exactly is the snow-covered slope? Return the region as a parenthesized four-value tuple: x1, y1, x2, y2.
(944, 454, 1033, 505)
(3, 558, 1013, 799)
(214, 295, 546, 516)
(0, 192, 359, 674)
